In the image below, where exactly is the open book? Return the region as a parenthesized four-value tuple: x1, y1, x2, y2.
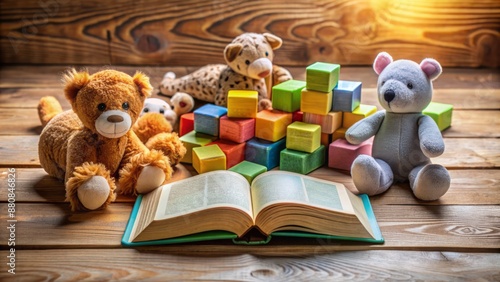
(122, 170, 383, 246)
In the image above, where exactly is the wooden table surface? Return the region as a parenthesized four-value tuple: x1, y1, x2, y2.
(0, 65, 498, 281)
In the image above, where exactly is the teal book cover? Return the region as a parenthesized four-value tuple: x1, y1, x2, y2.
(121, 171, 384, 247)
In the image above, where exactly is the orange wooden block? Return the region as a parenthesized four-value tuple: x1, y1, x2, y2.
(332, 127, 347, 141)
(255, 109, 293, 142)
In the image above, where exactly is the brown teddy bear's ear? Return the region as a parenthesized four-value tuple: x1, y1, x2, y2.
(263, 33, 282, 50)
(224, 43, 243, 63)
(63, 68, 90, 103)
(133, 71, 153, 97)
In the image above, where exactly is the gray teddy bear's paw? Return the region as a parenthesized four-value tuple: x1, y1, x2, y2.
(351, 155, 393, 196)
(411, 164, 450, 201)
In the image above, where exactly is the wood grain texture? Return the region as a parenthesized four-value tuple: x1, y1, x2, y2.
(1, 0, 499, 67)
(0, 250, 498, 281)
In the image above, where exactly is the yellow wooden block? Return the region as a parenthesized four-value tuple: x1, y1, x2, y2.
(192, 145, 226, 174)
(342, 104, 378, 128)
(255, 109, 293, 142)
(332, 127, 347, 141)
(227, 90, 258, 118)
(300, 88, 332, 115)
(286, 121, 321, 153)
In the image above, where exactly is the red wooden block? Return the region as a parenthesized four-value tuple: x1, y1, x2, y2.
(328, 138, 373, 171)
(219, 115, 255, 143)
(292, 111, 303, 122)
(209, 139, 246, 169)
(179, 113, 195, 137)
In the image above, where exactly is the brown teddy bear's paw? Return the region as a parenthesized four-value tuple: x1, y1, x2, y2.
(259, 99, 273, 111)
(118, 150, 172, 196)
(65, 162, 116, 212)
(135, 166, 166, 194)
(145, 132, 186, 167)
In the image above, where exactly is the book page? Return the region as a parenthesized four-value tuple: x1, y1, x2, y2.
(251, 171, 350, 216)
(155, 171, 253, 220)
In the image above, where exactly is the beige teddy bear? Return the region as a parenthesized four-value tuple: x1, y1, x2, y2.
(159, 32, 293, 110)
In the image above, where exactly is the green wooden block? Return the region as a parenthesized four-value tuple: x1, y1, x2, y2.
(286, 121, 321, 153)
(306, 62, 340, 92)
(423, 102, 453, 131)
(280, 145, 326, 174)
(179, 130, 218, 163)
(272, 80, 306, 112)
(229, 160, 267, 183)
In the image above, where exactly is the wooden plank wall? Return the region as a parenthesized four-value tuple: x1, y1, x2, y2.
(1, 0, 499, 67)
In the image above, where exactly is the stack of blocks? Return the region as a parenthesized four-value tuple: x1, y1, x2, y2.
(178, 61, 453, 177)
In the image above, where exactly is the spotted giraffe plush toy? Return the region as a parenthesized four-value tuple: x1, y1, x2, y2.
(159, 33, 293, 110)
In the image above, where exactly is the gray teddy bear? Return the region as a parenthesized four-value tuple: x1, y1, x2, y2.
(346, 52, 450, 201)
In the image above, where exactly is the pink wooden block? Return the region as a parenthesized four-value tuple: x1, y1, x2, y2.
(328, 138, 373, 171)
(219, 115, 255, 143)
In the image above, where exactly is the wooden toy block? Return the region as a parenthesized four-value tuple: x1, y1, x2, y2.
(306, 62, 340, 93)
(303, 111, 342, 134)
(271, 79, 306, 112)
(332, 127, 347, 141)
(300, 88, 333, 115)
(179, 112, 194, 137)
(255, 109, 293, 142)
(292, 111, 303, 122)
(192, 145, 226, 174)
(194, 104, 228, 136)
(228, 160, 267, 183)
(280, 145, 326, 174)
(219, 115, 255, 143)
(332, 80, 362, 112)
(321, 133, 332, 147)
(245, 137, 286, 170)
(328, 139, 372, 171)
(227, 90, 258, 118)
(179, 130, 218, 163)
(342, 104, 377, 128)
(423, 102, 453, 131)
(209, 139, 246, 169)
(286, 121, 321, 153)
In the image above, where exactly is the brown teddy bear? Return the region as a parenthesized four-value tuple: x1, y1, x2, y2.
(158, 32, 293, 110)
(38, 68, 185, 212)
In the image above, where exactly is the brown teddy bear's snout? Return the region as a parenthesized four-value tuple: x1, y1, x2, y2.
(95, 110, 132, 139)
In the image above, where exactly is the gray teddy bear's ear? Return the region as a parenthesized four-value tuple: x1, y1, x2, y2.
(373, 52, 393, 75)
(420, 58, 442, 81)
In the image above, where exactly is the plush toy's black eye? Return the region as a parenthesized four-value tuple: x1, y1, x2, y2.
(143, 108, 149, 113)
(245, 60, 250, 65)
(159, 109, 165, 114)
(97, 103, 106, 111)
(265, 51, 269, 57)
(381, 81, 385, 86)
(407, 83, 413, 89)
(122, 102, 129, 110)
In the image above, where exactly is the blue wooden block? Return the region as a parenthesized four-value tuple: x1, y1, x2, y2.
(332, 80, 362, 112)
(194, 104, 228, 136)
(245, 137, 286, 170)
